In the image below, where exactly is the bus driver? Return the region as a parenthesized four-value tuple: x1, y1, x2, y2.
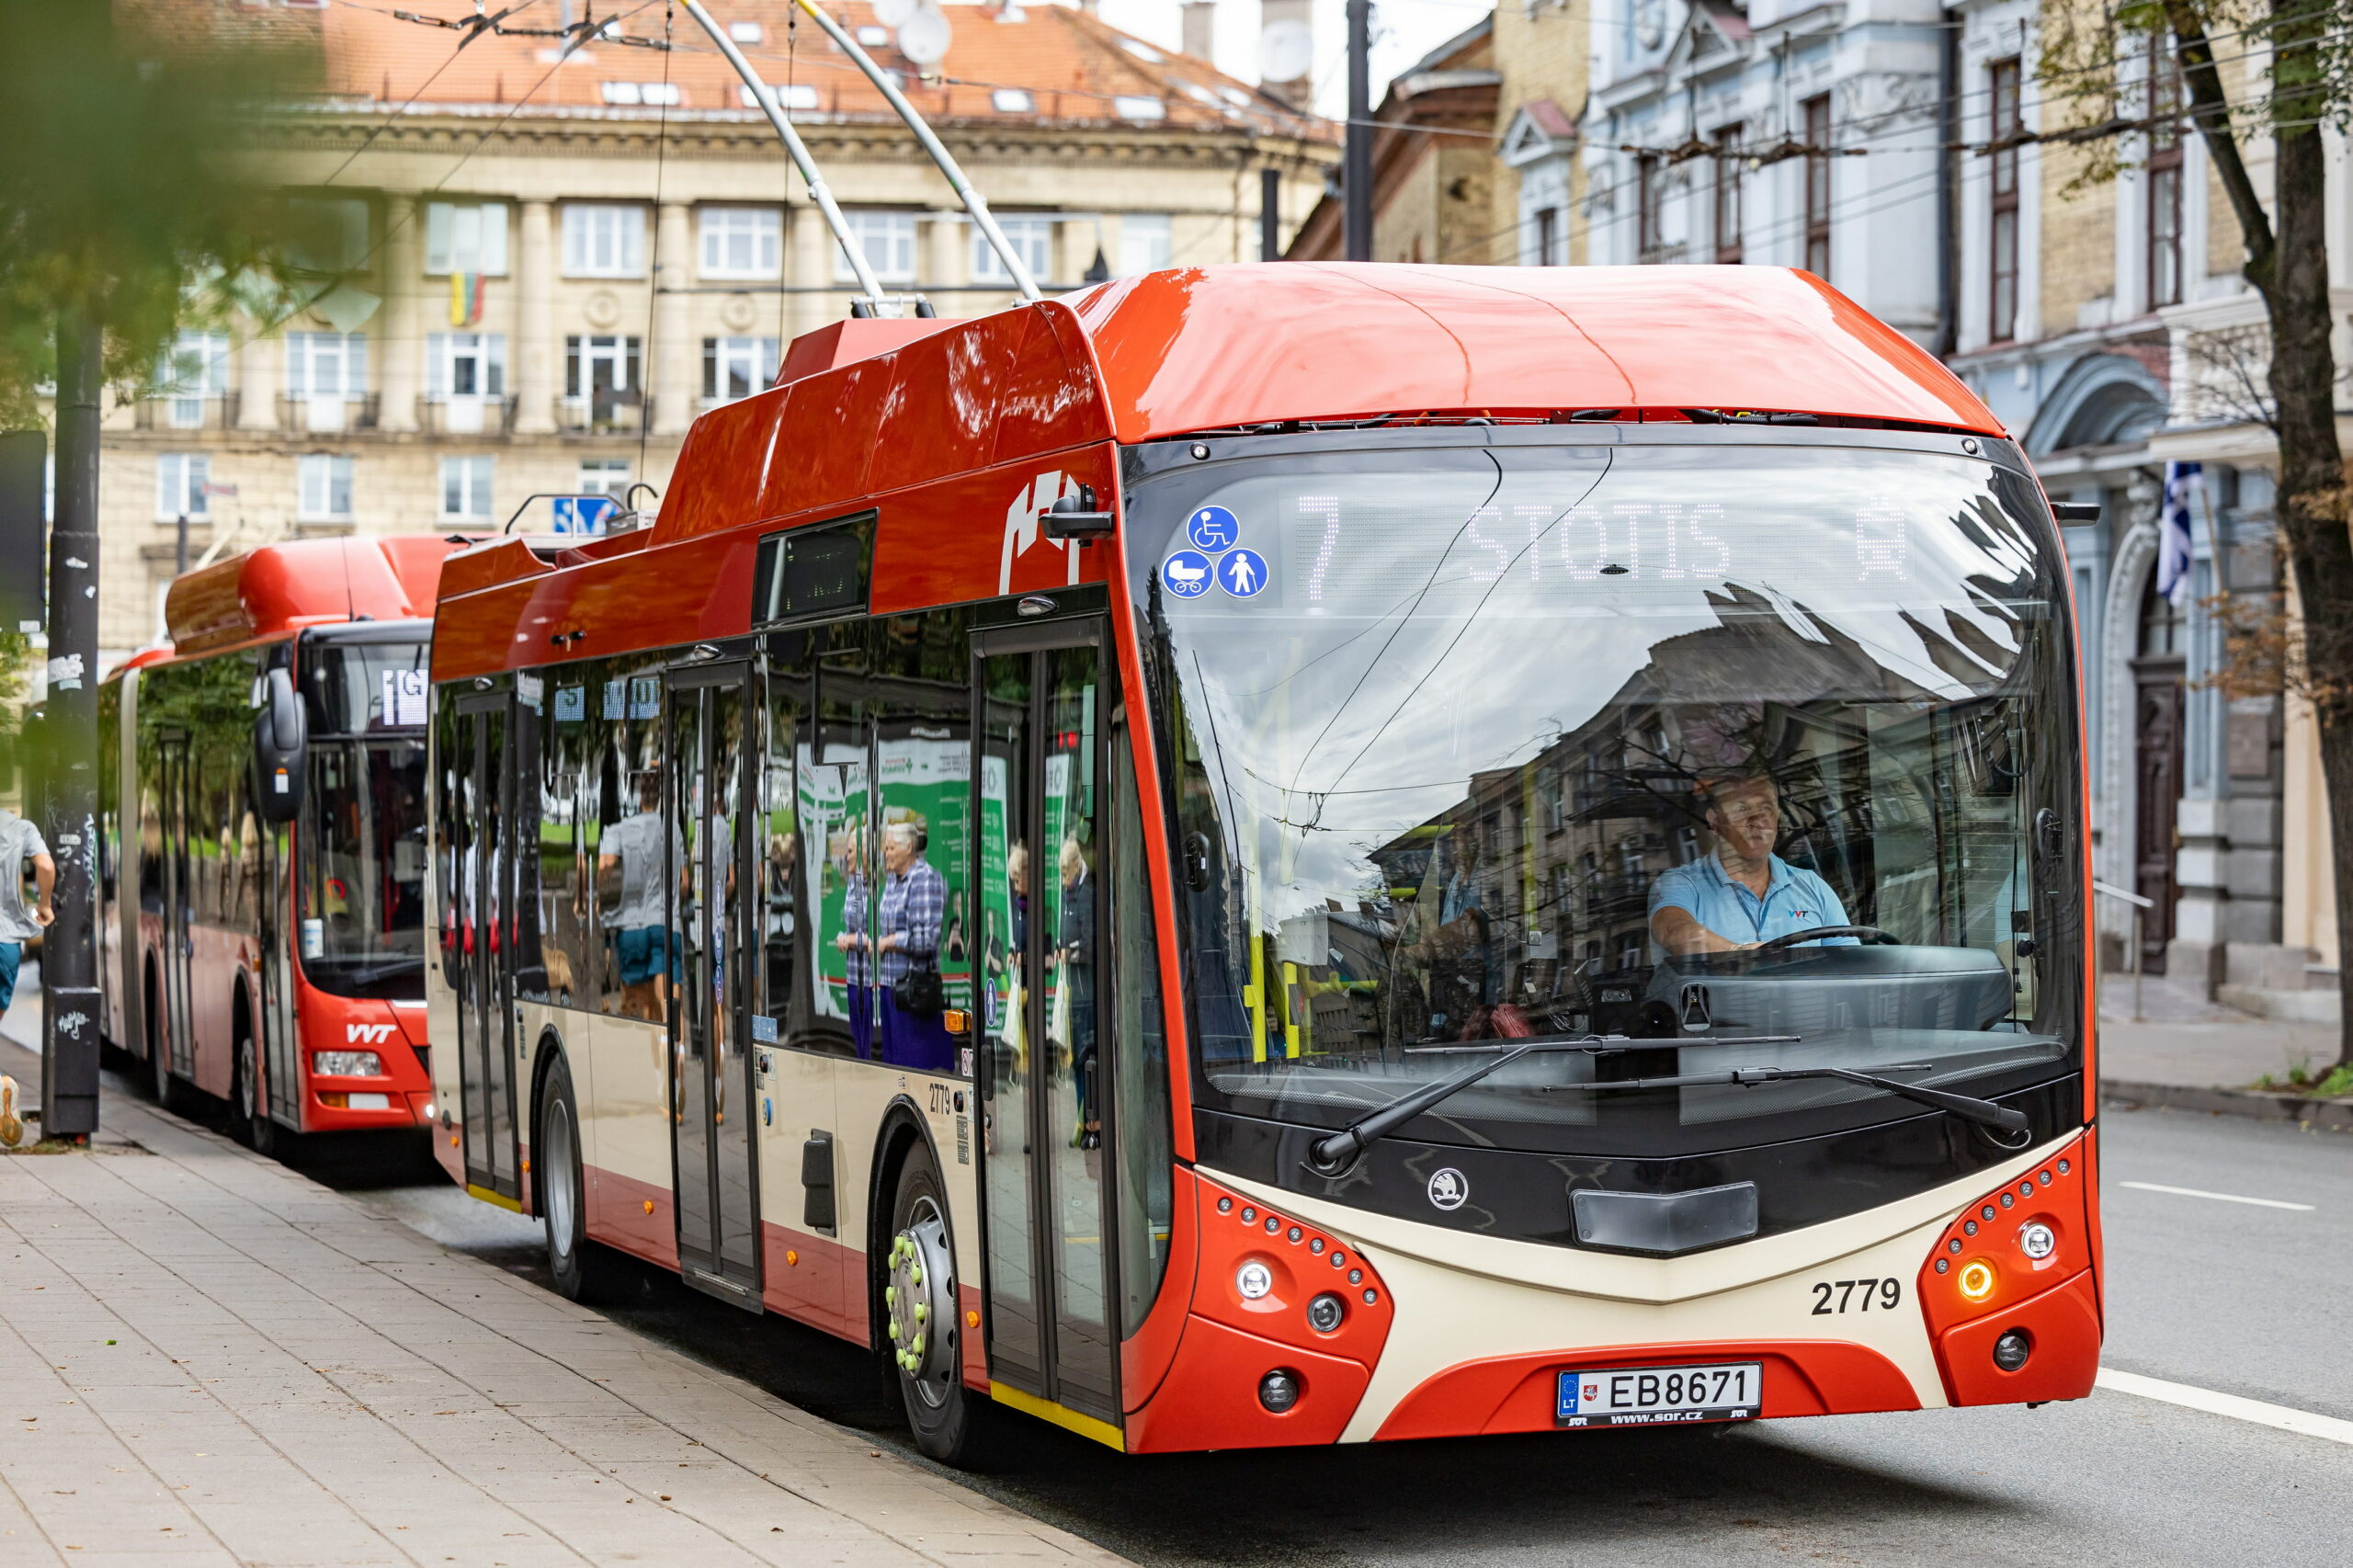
(1648, 770, 1856, 957)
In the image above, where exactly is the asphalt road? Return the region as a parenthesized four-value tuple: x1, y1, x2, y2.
(279, 1101, 2353, 1568)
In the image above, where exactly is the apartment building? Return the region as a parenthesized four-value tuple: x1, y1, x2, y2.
(98, 0, 1334, 665)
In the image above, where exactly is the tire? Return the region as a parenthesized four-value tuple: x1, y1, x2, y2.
(539, 1056, 618, 1302)
(882, 1141, 990, 1466)
(232, 1030, 276, 1156)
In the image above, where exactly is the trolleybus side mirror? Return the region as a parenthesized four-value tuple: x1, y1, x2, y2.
(253, 665, 307, 826)
(1042, 486, 1115, 541)
(2050, 501, 2100, 524)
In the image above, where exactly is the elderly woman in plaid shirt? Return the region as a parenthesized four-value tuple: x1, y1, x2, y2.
(866, 820, 952, 1072)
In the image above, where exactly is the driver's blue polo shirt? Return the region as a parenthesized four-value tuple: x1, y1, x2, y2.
(1649, 852, 1856, 952)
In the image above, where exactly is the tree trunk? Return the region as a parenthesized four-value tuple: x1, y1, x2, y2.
(2256, 6, 2353, 1073)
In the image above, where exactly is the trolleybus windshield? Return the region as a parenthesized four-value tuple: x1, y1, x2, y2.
(1132, 432, 2083, 1155)
(300, 637, 430, 1000)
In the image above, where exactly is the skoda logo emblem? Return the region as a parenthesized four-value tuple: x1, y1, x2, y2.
(1427, 1167, 1469, 1211)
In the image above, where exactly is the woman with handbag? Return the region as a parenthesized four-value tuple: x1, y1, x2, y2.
(874, 820, 954, 1072)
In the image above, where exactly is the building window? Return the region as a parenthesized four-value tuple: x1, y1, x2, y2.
(424, 201, 509, 276)
(156, 453, 209, 520)
(425, 332, 507, 399)
(1802, 94, 1834, 279)
(156, 330, 229, 426)
(702, 336, 780, 402)
(298, 454, 354, 520)
(601, 81, 681, 107)
(835, 210, 918, 283)
(2147, 35, 2184, 309)
(740, 82, 820, 110)
(1989, 59, 2021, 342)
(1635, 155, 1664, 260)
(562, 203, 647, 277)
(285, 331, 367, 399)
(565, 335, 642, 399)
(284, 195, 369, 274)
(699, 207, 781, 279)
(577, 459, 632, 498)
(1119, 212, 1172, 275)
(1534, 206, 1561, 266)
(1712, 124, 1743, 263)
(974, 214, 1057, 283)
(440, 455, 494, 521)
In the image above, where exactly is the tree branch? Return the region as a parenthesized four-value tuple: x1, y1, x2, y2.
(2164, 1, 2278, 289)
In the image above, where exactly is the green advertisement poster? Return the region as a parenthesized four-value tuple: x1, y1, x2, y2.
(977, 754, 1011, 1036)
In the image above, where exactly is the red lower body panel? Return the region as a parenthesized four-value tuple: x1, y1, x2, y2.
(585, 1164, 679, 1271)
(1935, 1268, 2101, 1406)
(1376, 1340, 1922, 1441)
(1125, 1315, 1372, 1452)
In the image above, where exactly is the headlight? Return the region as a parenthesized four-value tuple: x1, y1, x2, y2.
(1235, 1260, 1273, 1300)
(313, 1051, 384, 1077)
(2018, 1221, 2056, 1260)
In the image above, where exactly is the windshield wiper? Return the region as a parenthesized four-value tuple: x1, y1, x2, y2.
(1568, 1063, 2028, 1133)
(1307, 1032, 1801, 1172)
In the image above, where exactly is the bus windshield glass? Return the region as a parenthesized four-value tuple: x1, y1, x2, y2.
(301, 739, 428, 999)
(1131, 434, 2082, 1154)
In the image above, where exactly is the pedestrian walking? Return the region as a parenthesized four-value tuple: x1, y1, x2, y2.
(0, 803, 56, 1017)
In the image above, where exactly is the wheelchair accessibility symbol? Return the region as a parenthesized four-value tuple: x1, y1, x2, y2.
(1218, 547, 1268, 597)
(1161, 550, 1213, 597)
(1187, 505, 1239, 552)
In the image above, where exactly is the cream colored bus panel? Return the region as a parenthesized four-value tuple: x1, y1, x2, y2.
(585, 1010, 671, 1195)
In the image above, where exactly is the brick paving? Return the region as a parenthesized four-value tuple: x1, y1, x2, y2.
(0, 1017, 1122, 1568)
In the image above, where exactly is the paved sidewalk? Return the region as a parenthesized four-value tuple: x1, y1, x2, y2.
(0, 1026, 1124, 1567)
(2097, 973, 2343, 1090)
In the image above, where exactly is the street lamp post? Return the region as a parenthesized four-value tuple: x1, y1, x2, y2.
(42, 312, 102, 1141)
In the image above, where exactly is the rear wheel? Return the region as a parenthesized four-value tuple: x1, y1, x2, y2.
(539, 1056, 618, 1301)
(883, 1142, 990, 1465)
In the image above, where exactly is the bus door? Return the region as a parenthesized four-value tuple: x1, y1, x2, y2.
(256, 785, 298, 1128)
(665, 663, 763, 1308)
(452, 692, 521, 1202)
(972, 623, 1118, 1422)
(157, 733, 196, 1079)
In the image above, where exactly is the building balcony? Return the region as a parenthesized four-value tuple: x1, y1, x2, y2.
(420, 396, 517, 437)
(1585, 870, 1651, 919)
(276, 392, 380, 434)
(556, 392, 647, 435)
(134, 394, 239, 431)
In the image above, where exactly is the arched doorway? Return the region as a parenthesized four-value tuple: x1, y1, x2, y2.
(2132, 572, 2188, 971)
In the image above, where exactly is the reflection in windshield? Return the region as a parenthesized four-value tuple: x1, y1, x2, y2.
(302, 740, 428, 999)
(1134, 437, 2081, 1151)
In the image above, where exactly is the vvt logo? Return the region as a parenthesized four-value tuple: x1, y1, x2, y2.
(347, 1023, 397, 1045)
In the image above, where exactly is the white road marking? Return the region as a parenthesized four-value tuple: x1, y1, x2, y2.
(2098, 1369, 2353, 1448)
(2117, 1180, 2314, 1211)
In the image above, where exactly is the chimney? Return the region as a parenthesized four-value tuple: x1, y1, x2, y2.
(1256, 0, 1313, 111)
(1181, 0, 1215, 62)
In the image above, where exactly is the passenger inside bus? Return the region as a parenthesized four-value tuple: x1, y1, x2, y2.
(1648, 771, 1858, 958)
(599, 765, 674, 1021)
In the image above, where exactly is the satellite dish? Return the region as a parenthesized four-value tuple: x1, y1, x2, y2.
(896, 6, 951, 68)
(1256, 18, 1313, 85)
(871, 0, 916, 28)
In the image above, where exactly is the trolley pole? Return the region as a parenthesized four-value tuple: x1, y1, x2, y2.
(41, 312, 101, 1142)
(1343, 0, 1373, 262)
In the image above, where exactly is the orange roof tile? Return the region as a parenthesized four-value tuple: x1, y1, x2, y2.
(308, 0, 1329, 137)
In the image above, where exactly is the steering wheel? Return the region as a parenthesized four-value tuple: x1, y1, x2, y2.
(1753, 924, 1897, 951)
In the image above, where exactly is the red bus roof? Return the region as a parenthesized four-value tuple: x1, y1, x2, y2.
(1068, 264, 2003, 441)
(165, 535, 468, 657)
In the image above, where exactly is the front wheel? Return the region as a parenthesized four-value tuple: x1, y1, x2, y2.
(883, 1142, 990, 1465)
(232, 1031, 276, 1155)
(539, 1056, 619, 1302)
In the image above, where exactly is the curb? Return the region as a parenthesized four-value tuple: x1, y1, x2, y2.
(2102, 1078, 2353, 1132)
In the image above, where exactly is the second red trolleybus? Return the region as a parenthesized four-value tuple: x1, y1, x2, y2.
(99, 537, 462, 1150)
(426, 264, 2101, 1461)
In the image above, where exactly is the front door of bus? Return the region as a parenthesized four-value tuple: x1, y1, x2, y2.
(972, 626, 1118, 1423)
(451, 693, 521, 1202)
(158, 733, 195, 1079)
(665, 665, 762, 1307)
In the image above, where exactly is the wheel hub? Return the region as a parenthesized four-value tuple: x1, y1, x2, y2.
(884, 1202, 957, 1407)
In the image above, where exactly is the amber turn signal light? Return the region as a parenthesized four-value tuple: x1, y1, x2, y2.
(1957, 1259, 1996, 1301)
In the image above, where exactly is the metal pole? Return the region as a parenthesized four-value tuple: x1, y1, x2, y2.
(675, 0, 888, 309)
(1260, 166, 1282, 261)
(790, 0, 1043, 301)
(42, 312, 101, 1141)
(175, 512, 188, 577)
(1344, 0, 1373, 262)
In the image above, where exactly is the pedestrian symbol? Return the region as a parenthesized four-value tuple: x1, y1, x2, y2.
(1161, 550, 1213, 598)
(1187, 505, 1240, 552)
(1218, 547, 1268, 598)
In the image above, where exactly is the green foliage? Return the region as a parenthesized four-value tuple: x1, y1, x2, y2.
(0, 0, 319, 424)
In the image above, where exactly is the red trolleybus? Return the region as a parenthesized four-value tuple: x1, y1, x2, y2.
(99, 537, 463, 1151)
(426, 265, 2099, 1462)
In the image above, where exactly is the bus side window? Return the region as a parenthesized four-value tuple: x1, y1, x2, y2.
(597, 655, 669, 1022)
(761, 631, 809, 1047)
(868, 608, 972, 1074)
(540, 668, 593, 1009)
(1110, 705, 1174, 1329)
(510, 694, 551, 1004)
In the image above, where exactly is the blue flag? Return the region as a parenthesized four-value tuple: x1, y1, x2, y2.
(2158, 461, 2200, 608)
